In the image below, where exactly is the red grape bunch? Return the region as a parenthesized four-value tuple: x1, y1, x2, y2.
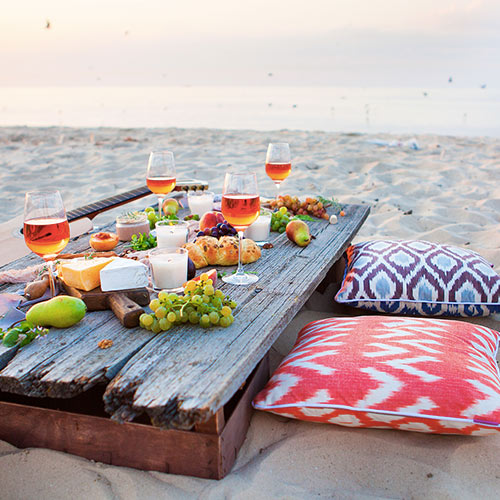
(269, 195, 330, 220)
(197, 221, 237, 239)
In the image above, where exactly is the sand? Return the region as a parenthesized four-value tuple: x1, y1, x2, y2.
(0, 126, 499, 499)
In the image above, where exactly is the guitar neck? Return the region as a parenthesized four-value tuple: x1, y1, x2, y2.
(66, 181, 209, 222)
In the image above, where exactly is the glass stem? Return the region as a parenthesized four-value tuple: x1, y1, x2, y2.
(158, 196, 164, 218)
(236, 230, 244, 275)
(275, 182, 281, 201)
(46, 260, 56, 297)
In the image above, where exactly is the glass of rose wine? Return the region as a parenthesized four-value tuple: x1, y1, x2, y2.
(146, 151, 176, 217)
(265, 142, 291, 199)
(24, 190, 70, 296)
(221, 171, 260, 285)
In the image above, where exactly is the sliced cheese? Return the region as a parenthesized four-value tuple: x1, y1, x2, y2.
(59, 257, 116, 291)
(100, 258, 149, 292)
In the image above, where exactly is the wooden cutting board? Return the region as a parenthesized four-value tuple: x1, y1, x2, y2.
(61, 282, 150, 328)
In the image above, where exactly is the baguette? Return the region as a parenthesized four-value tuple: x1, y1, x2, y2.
(183, 236, 261, 269)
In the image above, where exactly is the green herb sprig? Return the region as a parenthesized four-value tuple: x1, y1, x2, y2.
(317, 196, 344, 214)
(1, 321, 49, 348)
(292, 214, 315, 222)
(183, 214, 200, 221)
(127, 233, 157, 251)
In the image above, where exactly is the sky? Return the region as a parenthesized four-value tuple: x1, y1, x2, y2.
(1, 0, 499, 87)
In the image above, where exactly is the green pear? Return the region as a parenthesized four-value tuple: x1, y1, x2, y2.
(26, 295, 86, 328)
(286, 220, 311, 247)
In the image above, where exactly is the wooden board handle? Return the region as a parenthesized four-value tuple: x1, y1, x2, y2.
(108, 293, 144, 328)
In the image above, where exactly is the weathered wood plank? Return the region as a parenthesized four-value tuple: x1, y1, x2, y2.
(0, 344, 19, 370)
(103, 204, 370, 428)
(0, 310, 155, 398)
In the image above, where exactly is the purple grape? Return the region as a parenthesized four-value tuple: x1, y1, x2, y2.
(211, 229, 219, 238)
(230, 227, 237, 235)
(220, 224, 229, 234)
(216, 223, 224, 229)
(197, 231, 205, 237)
(204, 227, 211, 236)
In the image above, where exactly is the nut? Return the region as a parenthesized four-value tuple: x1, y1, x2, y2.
(98, 339, 113, 349)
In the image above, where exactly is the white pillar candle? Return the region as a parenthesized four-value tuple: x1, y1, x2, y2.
(156, 220, 188, 248)
(149, 248, 188, 291)
(245, 214, 271, 242)
(187, 191, 214, 217)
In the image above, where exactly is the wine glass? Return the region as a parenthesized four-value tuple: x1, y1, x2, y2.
(24, 190, 70, 296)
(221, 172, 260, 285)
(146, 151, 176, 217)
(265, 143, 291, 199)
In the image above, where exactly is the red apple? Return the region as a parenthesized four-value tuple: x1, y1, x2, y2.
(215, 212, 225, 224)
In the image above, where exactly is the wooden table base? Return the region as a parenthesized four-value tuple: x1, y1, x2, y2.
(0, 355, 269, 480)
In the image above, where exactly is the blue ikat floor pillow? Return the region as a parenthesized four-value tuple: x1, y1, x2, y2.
(335, 240, 500, 317)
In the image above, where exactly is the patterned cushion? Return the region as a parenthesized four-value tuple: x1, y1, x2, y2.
(335, 240, 500, 316)
(253, 316, 500, 435)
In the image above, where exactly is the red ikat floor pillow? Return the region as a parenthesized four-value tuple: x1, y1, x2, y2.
(253, 316, 500, 435)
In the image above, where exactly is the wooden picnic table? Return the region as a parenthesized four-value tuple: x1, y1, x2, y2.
(0, 200, 369, 477)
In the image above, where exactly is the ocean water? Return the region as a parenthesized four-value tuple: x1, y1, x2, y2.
(0, 85, 499, 137)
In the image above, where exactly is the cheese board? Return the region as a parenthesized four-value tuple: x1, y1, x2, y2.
(61, 281, 150, 328)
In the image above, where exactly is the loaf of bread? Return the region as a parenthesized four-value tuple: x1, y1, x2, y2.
(183, 236, 261, 269)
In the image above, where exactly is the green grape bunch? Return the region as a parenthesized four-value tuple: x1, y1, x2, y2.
(144, 206, 179, 230)
(271, 206, 317, 233)
(139, 273, 237, 333)
(271, 206, 290, 233)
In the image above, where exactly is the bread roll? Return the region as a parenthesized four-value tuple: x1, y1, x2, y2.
(183, 236, 261, 269)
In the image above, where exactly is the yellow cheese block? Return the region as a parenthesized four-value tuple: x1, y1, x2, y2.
(58, 257, 115, 291)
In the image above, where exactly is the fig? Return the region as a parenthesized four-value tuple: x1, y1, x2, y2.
(187, 257, 196, 280)
(24, 274, 50, 300)
(285, 220, 311, 247)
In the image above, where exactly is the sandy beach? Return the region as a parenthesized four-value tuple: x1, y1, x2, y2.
(0, 126, 499, 499)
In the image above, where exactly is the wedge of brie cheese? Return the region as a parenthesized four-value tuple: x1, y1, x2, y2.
(100, 258, 149, 292)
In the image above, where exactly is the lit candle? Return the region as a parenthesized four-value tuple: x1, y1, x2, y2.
(156, 220, 188, 248)
(187, 191, 214, 217)
(149, 247, 188, 291)
(245, 213, 271, 242)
